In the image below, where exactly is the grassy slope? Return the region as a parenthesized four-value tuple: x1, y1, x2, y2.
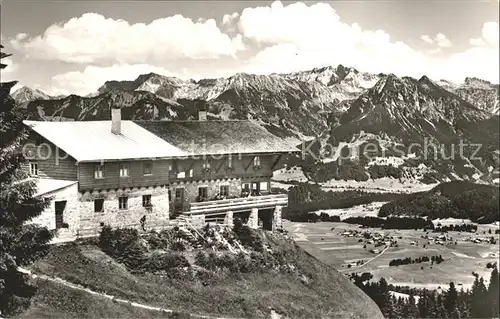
(19, 233, 383, 319)
(15, 280, 169, 319)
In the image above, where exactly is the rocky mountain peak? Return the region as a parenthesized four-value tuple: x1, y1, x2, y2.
(135, 72, 165, 83)
(370, 73, 409, 97)
(418, 75, 433, 83)
(288, 64, 362, 86)
(11, 86, 52, 103)
(463, 77, 495, 89)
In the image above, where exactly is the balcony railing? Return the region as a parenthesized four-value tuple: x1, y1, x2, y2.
(169, 171, 272, 182)
(183, 194, 288, 216)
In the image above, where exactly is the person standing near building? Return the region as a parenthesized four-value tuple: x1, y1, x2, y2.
(140, 215, 146, 231)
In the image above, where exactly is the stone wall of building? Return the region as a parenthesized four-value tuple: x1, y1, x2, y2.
(248, 208, 259, 229)
(273, 206, 283, 230)
(78, 185, 170, 237)
(224, 211, 234, 228)
(30, 183, 80, 242)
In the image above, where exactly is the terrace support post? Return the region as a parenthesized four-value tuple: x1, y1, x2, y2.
(224, 211, 234, 228)
(248, 208, 259, 229)
(273, 205, 283, 231)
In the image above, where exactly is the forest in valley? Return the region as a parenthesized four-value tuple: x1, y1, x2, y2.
(349, 267, 499, 319)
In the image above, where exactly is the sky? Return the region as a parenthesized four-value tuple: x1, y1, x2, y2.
(1, 0, 499, 96)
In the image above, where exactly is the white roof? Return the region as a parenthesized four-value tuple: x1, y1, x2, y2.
(32, 178, 78, 197)
(23, 120, 188, 162)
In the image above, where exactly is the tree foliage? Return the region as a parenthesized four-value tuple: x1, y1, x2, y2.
(379, 181, 499, 223)
(285, 182, 405, 221)
(0, 45, 53, 316)
(350, 266, 500, 319)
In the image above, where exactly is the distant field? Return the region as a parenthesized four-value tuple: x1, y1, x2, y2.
(309, 201, 387, 220)
(271, 166, 438, 194)
(284, 220, 499, 290)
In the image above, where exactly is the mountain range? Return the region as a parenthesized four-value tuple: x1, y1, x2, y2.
(11, 65, 500, 184)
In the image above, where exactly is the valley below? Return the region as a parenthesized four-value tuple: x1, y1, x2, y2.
(284, 219, 499, 291)
(280, 173, 499, 302)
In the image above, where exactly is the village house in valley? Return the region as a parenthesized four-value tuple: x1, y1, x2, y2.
(22, 107, 298, 241)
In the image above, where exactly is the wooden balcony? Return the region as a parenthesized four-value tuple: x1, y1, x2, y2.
(182, 194, 288, 216)
(168, 171, 273, 183)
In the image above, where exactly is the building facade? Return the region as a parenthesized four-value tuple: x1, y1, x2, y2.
(22, 108, 297, 241)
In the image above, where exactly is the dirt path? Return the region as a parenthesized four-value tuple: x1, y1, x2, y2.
(17, 268, 231, 319)
(340, 245, 390, 273)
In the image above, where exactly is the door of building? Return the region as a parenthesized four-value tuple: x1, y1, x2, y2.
(55, 200, 66, 229)
(251, 182, 260, 196)
(174, 188, 185, 212)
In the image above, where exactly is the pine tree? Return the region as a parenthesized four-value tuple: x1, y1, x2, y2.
(445, 282, 459, 316)
(427, 290, 438, 318)
(470, 274, 489, 318)
(457, 287, 470, 318)
(436, 294, 448, 318)
(488, 267, 499, 318)
(407, 294, 419, 318)
(451, 306, 461, 319)
(0, 45, 53, 316)
(470, 275, 479, 317)
(417, 289, 428, 318)
(459, 300, 471, 319)
(389, 294, 400, 318)
(377, 278, 394, 317)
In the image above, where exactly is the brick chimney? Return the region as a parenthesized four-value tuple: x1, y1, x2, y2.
(196, 100, 207, 121)
(111, 107, 121, 135)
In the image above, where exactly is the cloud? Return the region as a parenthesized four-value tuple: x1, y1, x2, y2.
(10, 13, 245, 65)
(222, 12, 239, 25)
(435, 33, 452, 48)
(237, 1, 431, 78)
(236, 1, 499, 83)
(470, 21, 499, 46)
(48, 64, 180, 96)
(420, 33, 452, 47)
(440, 22, 499, 83)
(15, 33, 28, 41)
(420, 35, 434, 44)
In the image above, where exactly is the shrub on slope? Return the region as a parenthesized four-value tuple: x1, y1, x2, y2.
(27, 228, 384, 319)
